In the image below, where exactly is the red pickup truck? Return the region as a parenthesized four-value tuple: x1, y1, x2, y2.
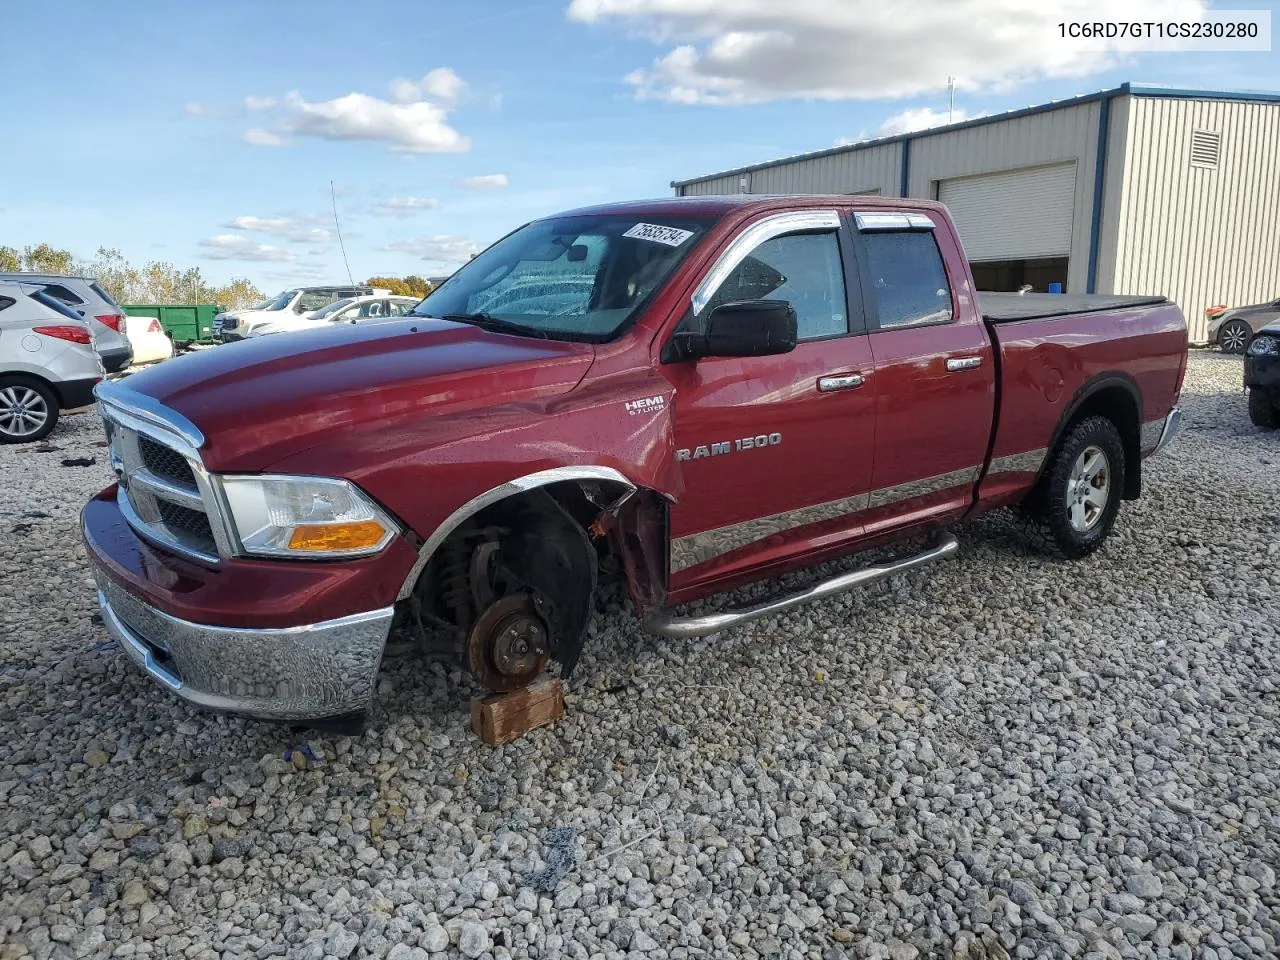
(82, 196, 1187, 724)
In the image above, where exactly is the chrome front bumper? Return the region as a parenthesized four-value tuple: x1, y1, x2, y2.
(93, 572, 394, 720)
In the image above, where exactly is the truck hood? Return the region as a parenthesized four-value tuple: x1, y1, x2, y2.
(121, 318, 596, 469)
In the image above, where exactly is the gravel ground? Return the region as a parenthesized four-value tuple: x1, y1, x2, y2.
(1, 350, 1277, 960)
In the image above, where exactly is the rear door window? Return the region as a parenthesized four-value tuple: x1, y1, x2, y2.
(39, 283, 85, 307)
(861, 231, 954, 329)
(297, 291, 334, 312)
(30, 290, 88, 322)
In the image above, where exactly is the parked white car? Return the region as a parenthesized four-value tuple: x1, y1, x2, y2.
(214, 285, 384, 341)
(244, 294, 421, 337)
(124, 314, 174, 365)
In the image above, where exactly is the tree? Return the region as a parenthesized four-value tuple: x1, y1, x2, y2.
(0, 246, 19, 272)
(21, 243, 76, 274)
(211, 278, 265, 310)
(366, 275, 434, 298)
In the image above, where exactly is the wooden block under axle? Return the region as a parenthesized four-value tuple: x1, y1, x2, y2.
(470, 677, 566, 745)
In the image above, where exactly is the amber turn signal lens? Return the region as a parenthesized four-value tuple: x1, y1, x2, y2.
(287, 521, 387, 552)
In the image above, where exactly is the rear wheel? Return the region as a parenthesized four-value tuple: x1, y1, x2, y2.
(1025, 416, 1126, 559)
(1219, 320, 1250, 354)
(1248, 388, 1279, 429)
(0, 377, 59, 444)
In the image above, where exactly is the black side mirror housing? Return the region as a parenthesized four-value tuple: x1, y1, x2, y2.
(669, 300, 798, 361)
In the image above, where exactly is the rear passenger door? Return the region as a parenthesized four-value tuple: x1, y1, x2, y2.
(850, 210, 996, 533)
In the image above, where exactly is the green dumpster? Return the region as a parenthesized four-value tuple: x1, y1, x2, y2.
(122, 304, 222, 345)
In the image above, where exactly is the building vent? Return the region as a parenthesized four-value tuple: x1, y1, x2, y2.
(1190, 130, 1221, 169)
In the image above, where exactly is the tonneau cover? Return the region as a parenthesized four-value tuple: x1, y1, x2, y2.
(981, 292, 1168, 323)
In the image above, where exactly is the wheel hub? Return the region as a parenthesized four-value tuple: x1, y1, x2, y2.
(466, 594, 551, 693)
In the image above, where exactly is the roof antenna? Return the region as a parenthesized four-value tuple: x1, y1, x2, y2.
(948, 77, 955, 123)
(331, 180, 354, 285)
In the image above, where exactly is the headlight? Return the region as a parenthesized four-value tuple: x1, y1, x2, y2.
(1247, 335, 1279, 357)
(221, 475, 397, 558)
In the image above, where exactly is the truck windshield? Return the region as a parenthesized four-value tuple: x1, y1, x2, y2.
(411, 214, 713, 341)
(262, 290, 297, 311)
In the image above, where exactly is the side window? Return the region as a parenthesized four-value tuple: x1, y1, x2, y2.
(40, 283, 85, 306)
(386, 300, 412, 317)
(706, 232, 847, 340)
(297, 292, 332, 312)
(862, 231, 953, 329)
(0, 296, 13, 312)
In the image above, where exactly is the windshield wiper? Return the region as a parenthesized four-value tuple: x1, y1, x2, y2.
(438, 312, 550, 339)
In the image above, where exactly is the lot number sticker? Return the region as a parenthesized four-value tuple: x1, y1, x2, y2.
(624, 223, 695, 247)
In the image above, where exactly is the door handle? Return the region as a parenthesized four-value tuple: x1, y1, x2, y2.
(817, 373, 866, 392)
(946, 356, 983, 372)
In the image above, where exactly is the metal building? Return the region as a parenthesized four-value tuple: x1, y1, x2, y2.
(672, 83, 1280, 343)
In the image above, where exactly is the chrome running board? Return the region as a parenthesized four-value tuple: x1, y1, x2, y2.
(646, 533, 959, 639)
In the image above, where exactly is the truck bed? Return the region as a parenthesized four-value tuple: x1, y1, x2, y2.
(980, 292, 1168, 323)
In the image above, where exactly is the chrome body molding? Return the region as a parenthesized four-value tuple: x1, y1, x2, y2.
(671, 492, 871, 574)
(854, 212, 936, 232)
(691, 210, 840, 316)
(987, 447, 1049, 477)
(93, 567, 394, 720)
(96, 380, 238, 565)
(395, 466, 637, 601)
(649, 533, 959, 638)
(1143, 407, 1182, 455)
(670, 465, 981, 574)
(866, 466, 981, 510)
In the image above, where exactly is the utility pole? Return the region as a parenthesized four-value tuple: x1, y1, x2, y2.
(948, 76, 955, 123)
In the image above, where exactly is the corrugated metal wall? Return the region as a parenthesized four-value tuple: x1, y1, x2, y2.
(1109, 97, 1280, 343)
(909, 102, 1102, 293)
(676, 142, 901, 197)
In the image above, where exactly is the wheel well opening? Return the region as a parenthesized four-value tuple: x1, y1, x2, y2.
(406, 480, 633, 685)
(1064, 386, 1141, 499)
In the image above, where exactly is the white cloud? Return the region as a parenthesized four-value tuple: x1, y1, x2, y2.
(184, 102, 209, 116)
(389, 67, 467, 104)
(244, 127, 285, 147)
(245, 95, 277, 111)
(273, 89, 470, 153)
(567, 0, 1207, 103)
(224, 215, 331, 244)
(877, 106, 975, 136)
(457, 173, 509, 190)
(387, 236, 481, 263)
(199, 235, 296, 262)
(372, 196, 441, 217)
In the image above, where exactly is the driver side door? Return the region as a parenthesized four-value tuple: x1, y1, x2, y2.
(661, 209, 877, 592)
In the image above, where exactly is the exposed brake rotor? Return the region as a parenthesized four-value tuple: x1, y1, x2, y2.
(466, 593, 551, 693)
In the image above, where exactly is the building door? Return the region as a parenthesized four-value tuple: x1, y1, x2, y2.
(939, 162, 1076, 292)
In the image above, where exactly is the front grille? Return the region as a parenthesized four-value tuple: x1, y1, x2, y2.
(156, 501, 217, 555)
(139, 435, 197, 490)
(101, 402, 225, 563)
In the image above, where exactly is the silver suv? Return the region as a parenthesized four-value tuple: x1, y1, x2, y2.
(0, 281, 104, 443)
(0, 272, 133, 372)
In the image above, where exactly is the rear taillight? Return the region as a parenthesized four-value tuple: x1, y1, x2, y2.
(34, 325, 93, 344)
(147, 318, 163, 334)
(96, 313, 124, 332)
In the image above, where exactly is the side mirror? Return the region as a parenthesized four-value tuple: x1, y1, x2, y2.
(670, 300, 798, 361)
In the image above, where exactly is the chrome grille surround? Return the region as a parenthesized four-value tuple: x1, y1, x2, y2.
(96, 380, 238, 565)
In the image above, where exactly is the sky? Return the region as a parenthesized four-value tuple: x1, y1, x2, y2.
(1, 0, 1276, 291)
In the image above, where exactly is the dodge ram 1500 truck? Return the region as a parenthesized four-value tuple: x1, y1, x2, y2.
(82, 195, 1187, 724)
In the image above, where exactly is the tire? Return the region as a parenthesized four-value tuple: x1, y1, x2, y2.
(1025, 416, 1126, 559)
(0, 376, 59, 445)
(1248, 388, 1279, 429)
(1219, 320, 1250, 354)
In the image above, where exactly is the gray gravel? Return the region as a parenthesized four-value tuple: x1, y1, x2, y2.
(2, 351, 1278, 960)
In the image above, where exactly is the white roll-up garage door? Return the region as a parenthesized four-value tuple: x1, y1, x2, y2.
(938, 163, 1076, 262)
